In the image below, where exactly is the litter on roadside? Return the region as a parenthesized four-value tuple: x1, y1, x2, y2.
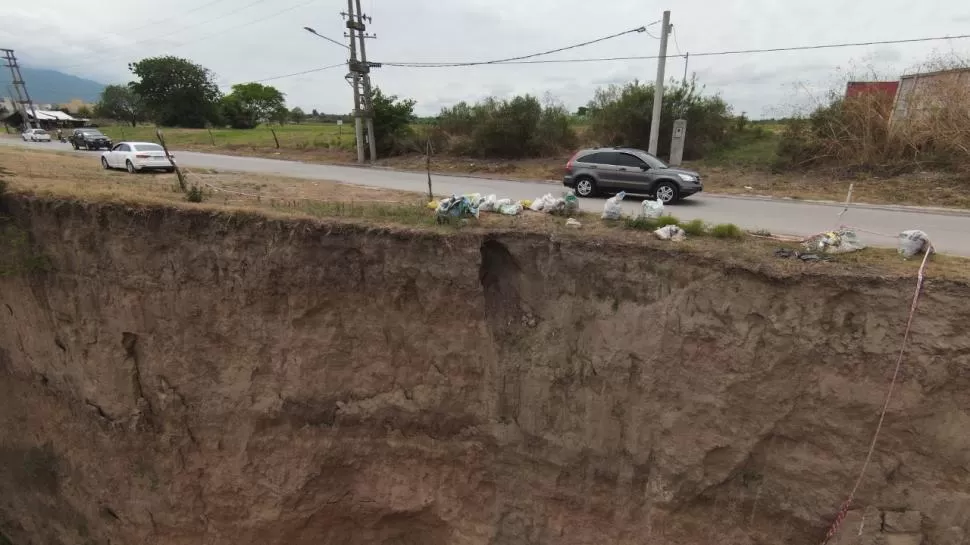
(530, 193, 555, 212)
(426, 200, 439, 210)
(639, 198, 664, 220)
(435, 195, 480, 220)
(601, 191, 626, 220)
(804, 228, 866, 254)
(478, 194, 499, 213)
(498, 202, 523, 215)
(566, 218, 582, 228)
(774, 248, 828, 262)
(898, 230, 932, 258)
(654, 224, 686, 241)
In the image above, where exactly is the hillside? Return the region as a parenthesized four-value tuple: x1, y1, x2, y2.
(0, 66, 105, 104)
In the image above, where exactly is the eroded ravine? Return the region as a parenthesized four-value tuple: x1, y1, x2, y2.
(1, 196, 969, 545)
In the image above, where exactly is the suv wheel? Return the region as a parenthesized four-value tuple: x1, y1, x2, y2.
(655, 181, 679, 204)
(574, 176, 597, 197)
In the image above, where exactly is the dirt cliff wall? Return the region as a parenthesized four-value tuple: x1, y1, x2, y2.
(1, 196, 969, 545)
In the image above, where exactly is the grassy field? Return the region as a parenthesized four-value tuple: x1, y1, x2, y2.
(99, 123, 354, 151)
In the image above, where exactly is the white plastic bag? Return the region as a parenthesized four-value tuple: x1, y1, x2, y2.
(566, 218, 582, 228)
(807, 229, 866, 254)
(498, 203, 523, 216)
(639, 198, 664, 220)
(654, 225, 686, 241)
(494, 198, 513, 209)
(601, 191, 626, 220)
(479, 194, 498, 213)
(530, 194, 555, 212)
(898, 230, 930, 258)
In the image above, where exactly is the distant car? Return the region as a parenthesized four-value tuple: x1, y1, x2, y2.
(101, 142, 176, 173)
(21, 128, 51, 142)
(563, 147, 703, 203)
(69, 128, 112, 150)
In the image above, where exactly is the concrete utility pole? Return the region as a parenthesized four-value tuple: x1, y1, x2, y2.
(354, 0, 377, 162)
(2, 49, 39, 130)
(647, 11, 671, 156)
(343, 0, 365, 163)
(342, 1, 379, 162)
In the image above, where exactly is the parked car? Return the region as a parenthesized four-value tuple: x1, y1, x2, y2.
(69, 128, 112, 150)
(21, 128, 52, 142)
(563, 147, 703, 203)
(100, 142, 175, 173)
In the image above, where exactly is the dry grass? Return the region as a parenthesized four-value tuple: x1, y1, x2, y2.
(1, 146, 967, 282)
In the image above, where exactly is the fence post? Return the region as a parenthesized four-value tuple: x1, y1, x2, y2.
(155, 128, 186, 192)
(426, 138, 434, 201)
(270, 128, 280, 149)
(207, 127, 215, 146)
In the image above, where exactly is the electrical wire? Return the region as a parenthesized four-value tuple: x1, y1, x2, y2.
(380, 24, 654, 67)
(246, 61, 346, 83)
(671, 26, 683, 56)
(379, 33, 970, 67)
(59, 0, 318, 70)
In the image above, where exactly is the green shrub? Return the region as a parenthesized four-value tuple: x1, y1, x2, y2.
(656, 215, 680, 227)
(679, 218, 707, 236)
(709, 223, 745, 239)
(186, 186, 204, 203)
(586, 77, 735, 160)
(623, 217, 659, 230)
(372, 88, 417, 157)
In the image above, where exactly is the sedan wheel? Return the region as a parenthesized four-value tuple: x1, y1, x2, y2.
(655, 182, 679, 204)
(575, 177, 596, 197)
(101, 157, 110, 170)
(126, 160, 136, 174)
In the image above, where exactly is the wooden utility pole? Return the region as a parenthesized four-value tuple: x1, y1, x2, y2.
(344, 0, 365, 163)
(648, 11, 671, 156)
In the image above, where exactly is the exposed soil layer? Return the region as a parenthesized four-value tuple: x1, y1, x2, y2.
(1, 196, 970, 545)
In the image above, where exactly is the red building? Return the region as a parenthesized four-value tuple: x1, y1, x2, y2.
(845, 81, 900, 99)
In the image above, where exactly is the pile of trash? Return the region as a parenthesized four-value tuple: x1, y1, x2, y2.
(431, 190, 580, 220)
(803, 228, 867, 254)
(898, 230, 932, 258)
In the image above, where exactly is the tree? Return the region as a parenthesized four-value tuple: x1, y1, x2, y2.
(129, 56, 222, 128)
(576, 106, 589, 117)
(76, 105, 92, 118)
(311, 108, 320, 118)
(586, 77, 733, 160)
(271, 105, 289, 126)
(220, 83, 286, 129)
(290, 107, 306, 124)
(371, 88, 416, 157)
(94, 84, 144, 126)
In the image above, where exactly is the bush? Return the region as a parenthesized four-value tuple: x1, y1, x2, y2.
(371, 88, 417, 157)
(709, 223, 745, 239)
(656, 215, 680, 227)
(623, 217, 659, 231)
(679, 218, 707, 236)
(186, 185, 204, 202)
(437, 94, 577, 158)
(586, 77, 734, 160)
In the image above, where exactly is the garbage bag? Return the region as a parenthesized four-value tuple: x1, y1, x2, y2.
(601, 191, 626, 220)
(654, 225, 686, 241)
(544, 197, 567, 215)
(498, 202, 523, 216)
(494, 198, 513, 208)
(806, 228, 866, 254)
(426, 200, 440, 210)
(563, 190, 579, 215)
(479, 194, 498, 213)
(435, 195, 480, 220)
(530, 193, 555, 212)
(639, 198, 664, 220)
(898, 230, 930, 258)
(566, 218, 582, 228)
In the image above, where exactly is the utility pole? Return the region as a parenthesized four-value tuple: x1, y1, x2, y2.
(354, 0, 377, 162)
(647, 11, 671, 156)
(343, 1, 365, 163)
(342, 1, 379, 162)
(2, 49, 39, 130)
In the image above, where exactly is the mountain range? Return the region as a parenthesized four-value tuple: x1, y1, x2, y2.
(0, 67, 106, 105)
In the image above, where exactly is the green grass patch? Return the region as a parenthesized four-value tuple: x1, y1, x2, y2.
(656, 215, 680, 227)
(709, 223, 745, 239)
(679, 218, 707, 236)
(696, 129, 781, 168)
(622, 217, 659, 231)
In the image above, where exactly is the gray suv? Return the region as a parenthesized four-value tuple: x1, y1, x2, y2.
(563, 147, 703, 203)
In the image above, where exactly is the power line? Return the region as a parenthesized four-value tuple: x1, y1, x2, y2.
(60, 0, 317, 70)
(247, 62, 345, 83)
(378, 33, 970, 67)
(381, 24, 654, 67)
(671, 27, 683, 56)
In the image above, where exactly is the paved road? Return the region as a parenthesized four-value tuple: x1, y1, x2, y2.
(5, 138, 970, 255)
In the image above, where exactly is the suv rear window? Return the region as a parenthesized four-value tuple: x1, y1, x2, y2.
(578, 152, 612, 164)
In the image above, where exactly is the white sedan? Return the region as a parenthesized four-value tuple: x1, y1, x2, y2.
(22, 128, 52, 142)
(100, 141, 176, 173)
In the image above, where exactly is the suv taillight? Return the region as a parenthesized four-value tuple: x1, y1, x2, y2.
(565, 151, 580, 171)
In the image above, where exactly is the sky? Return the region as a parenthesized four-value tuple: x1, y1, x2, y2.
(3, 0, 970, 118)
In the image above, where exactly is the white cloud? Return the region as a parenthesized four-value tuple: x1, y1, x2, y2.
(3, 0, 969, 118)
